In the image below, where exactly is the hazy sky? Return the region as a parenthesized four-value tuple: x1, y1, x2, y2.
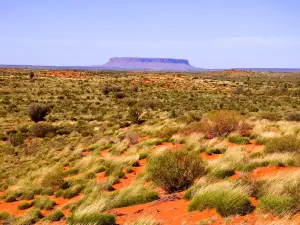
(1, 0, 300, 68)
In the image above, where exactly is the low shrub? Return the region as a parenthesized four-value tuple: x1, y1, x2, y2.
(44, 210, 65, 221)
(109, 185, 159, 208)
(259, 111, 281, 121)
(114, 92, 126, 99)
(128, 107, 142, 124)
(185, 110, 250, 137)
(27, 103, 51, 123)
(188, 182, 253, 217)
(30, 123, 56, 138)
(286, 112, 300, 121)
(155, 126, 178, 139)
(258, 195, 297, 216)
(147, 149, 205, 193)
(9, 132, 25, 146)
(264, 135, 300, 154)
(227, 135, 250, 145)
(68, 213, 116, 225)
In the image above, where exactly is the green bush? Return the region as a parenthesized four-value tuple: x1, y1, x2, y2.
(68, 213, 116, 225)
(44, 210, 65, 221)
(186, 110, 250, 137)
(258, 195, 297, 216)
(33, 196, 56, 210)
(27, 103, 51, 123)
(30, 122, 56, 138)
(188, 183, 253, 217)
(18, 201, 33, 210)
(9, 132, 25, 146)
(264, 135, 300, 153)
(147, 149, 205, 193)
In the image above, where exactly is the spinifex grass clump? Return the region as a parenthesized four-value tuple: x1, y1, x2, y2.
(258, 195, 297, 216)
(264, 135, 300, 153)
(255, 170, 299, 215)
(16, 208, 43, 225)
(33, 196, 56, 210)
(147, 149, 205, 193)
(44, 210, 65, 222)
(68, 213, 116, 225)
(188, 182, 253, 217)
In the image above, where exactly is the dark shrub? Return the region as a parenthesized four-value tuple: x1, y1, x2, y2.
(286, 112, 300, 121)
(114, 92, 126, 99)
(147, 149, 205, 193)
(138, 99, 160, 109)
(29, 72, 34, 79)
(259, 111, 281, 121)
(30, 123, 55, 138)
(27, 103, 51, 123)
(131, 86, 138, 92)
(101, 86, 110, 95)
(128, 107, 142, 124)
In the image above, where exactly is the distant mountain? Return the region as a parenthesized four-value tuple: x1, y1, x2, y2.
(101, 57, 205, 71)
(1, 58, 300, 72)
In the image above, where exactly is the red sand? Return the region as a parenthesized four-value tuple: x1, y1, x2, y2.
(252, 166, 299, 179)
(111, 196, 221, 225)
(224, 139, 264, 153)
(200, 152, 223, 160)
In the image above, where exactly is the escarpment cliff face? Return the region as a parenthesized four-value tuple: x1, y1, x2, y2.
(101, 57, 201, 71)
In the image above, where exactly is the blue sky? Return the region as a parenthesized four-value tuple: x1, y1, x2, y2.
(1, 0, 300, 68)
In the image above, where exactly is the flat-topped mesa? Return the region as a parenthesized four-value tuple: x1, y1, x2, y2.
(102, 57, 196, 71)
(108, 57, 190, 65)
